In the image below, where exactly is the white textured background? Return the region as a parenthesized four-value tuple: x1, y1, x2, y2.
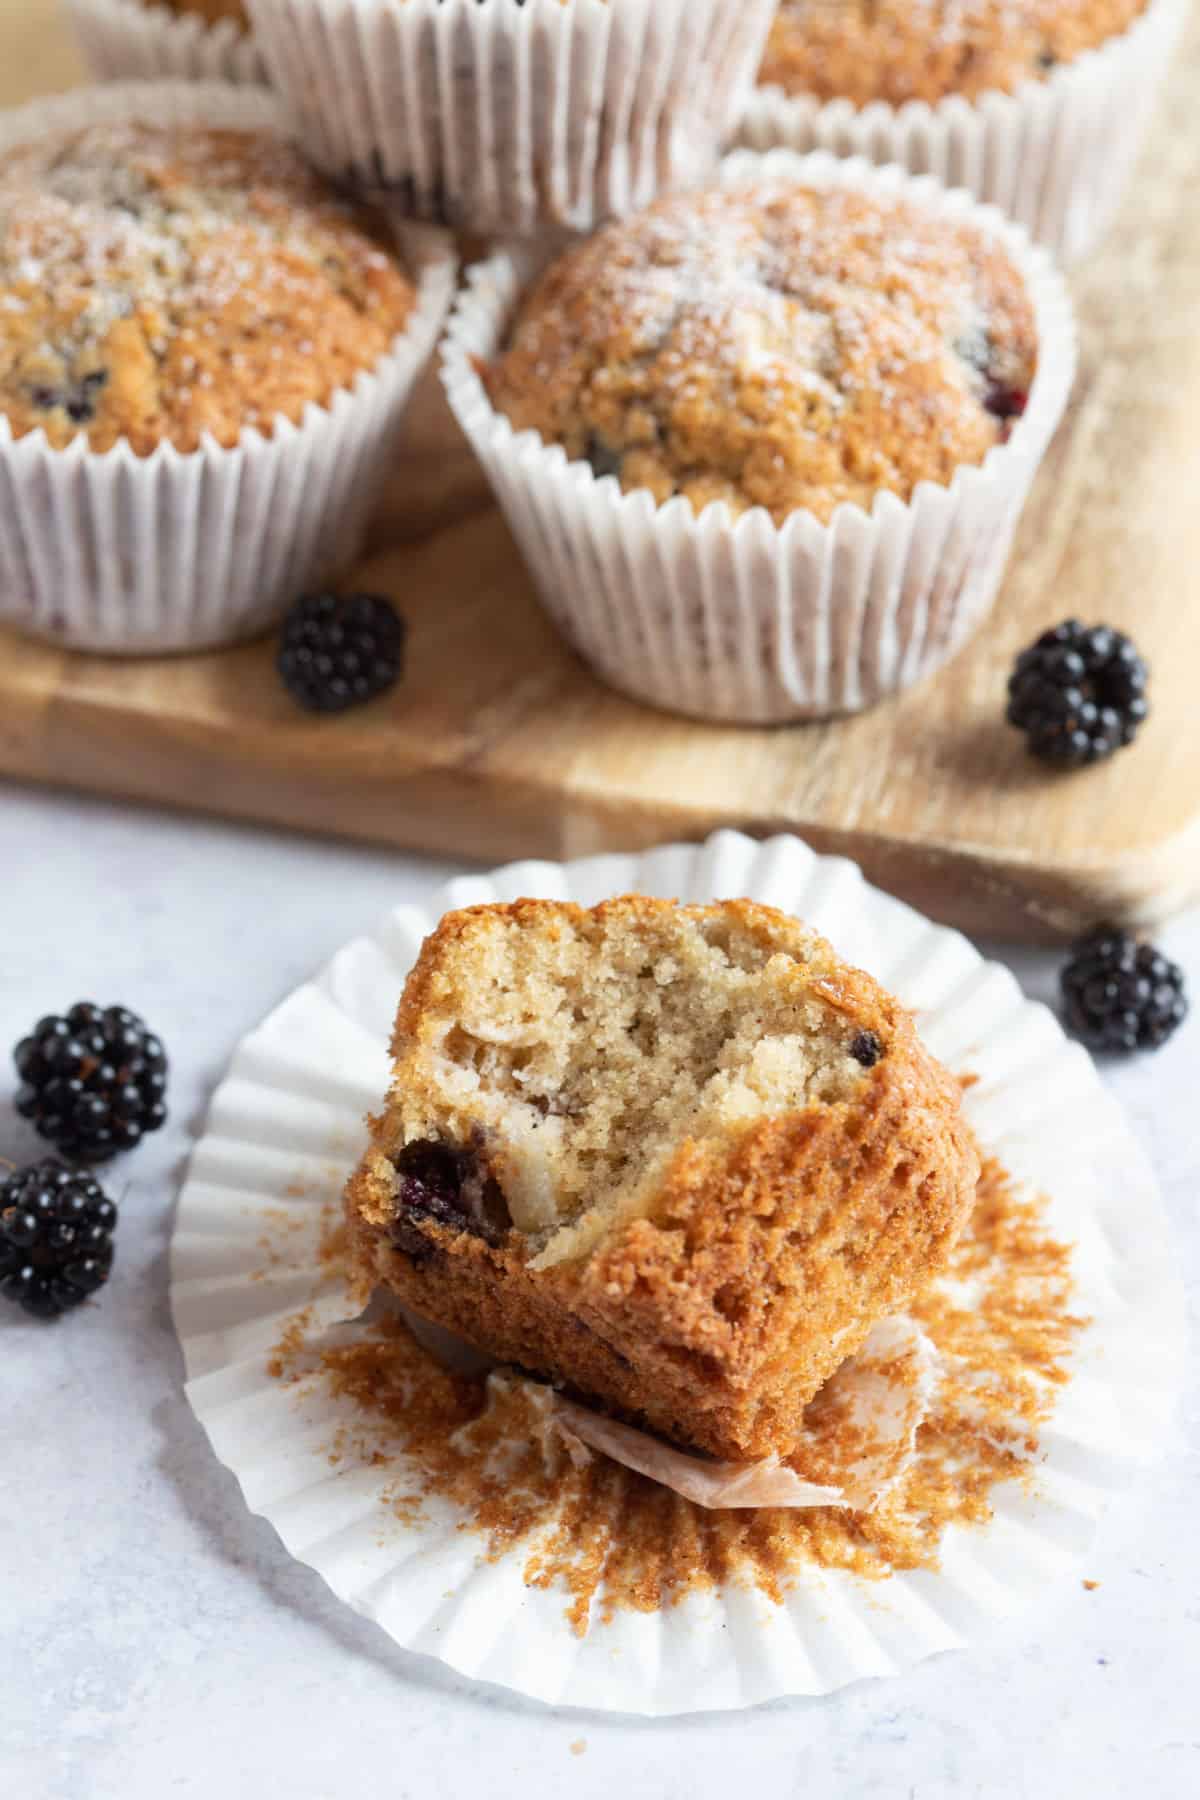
(1, 780, 1197, 1799)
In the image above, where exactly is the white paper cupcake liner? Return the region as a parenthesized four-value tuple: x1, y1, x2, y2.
(739, 0, 1187, 264)
(440, 151, 1077, 724)
(65, 0, 267, 86)
(173, 830, 1185, 1715)
(0, 81, 456, 654)
(246, 0, 779, 237)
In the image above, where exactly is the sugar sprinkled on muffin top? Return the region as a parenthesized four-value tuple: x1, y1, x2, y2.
(759, 0, 1150, 108)
(0, 123, 416, 454)
(485, 181, 1037, 527)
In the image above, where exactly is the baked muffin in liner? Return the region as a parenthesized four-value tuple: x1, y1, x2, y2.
(246, 0, 779, 236)
(343, 894, 980, 1463)
(171, 830, 1185, 1712)
(739, 0, 1187, 263)
(441, 150, 1076, 725)
(65, 0, 266, 86)
(0, 82, 455, 654)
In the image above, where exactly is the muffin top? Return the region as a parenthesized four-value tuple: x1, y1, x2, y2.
(0, 123, 416, 454)
(155, 0, 250, 25)
(759, 1, 1150, 107)
(484, 182, 1038, 527)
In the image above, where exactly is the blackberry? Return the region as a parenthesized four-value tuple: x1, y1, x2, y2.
(1007, 621, 1149, 767)
(393, 1139, 510, 1246)
(1061, 927, 1188, 1053)
(983, 384, 1028, 425)
(277, 591, 405, 714)
(849, 1031, 884, 1068)
(0, 1159, 117, 1319)
(14, 1003, 168, 1163)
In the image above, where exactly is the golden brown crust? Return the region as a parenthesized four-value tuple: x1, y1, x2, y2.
(0, 124, 415, 455)
(347, 896, 980, 1461)
(759, 0, 1149, 107)
(484, 183, 1037, 527)
(390, 892, 876, 1059)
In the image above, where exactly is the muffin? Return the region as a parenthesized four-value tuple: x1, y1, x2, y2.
(345, 896, 980, 1463)
(0, 122, 415, 454)
(483, 183, 1038, 528)
(743, 0, 1187, 261)
(442, 151, 1076, 723)
(760, 0, 1151, 107)
(0, 84, 455, 652)
(66, 0, 264, 84)
(247, 0, 780, 237)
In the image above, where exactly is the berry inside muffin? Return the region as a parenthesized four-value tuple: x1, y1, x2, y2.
(758, 0, 1151, 108)
(483, 181, 1038, 527)
(0, 123, 415, 454)
(347, 897, 979, 1460)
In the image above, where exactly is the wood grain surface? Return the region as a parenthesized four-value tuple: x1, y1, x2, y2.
(1, 0, 1199, 941)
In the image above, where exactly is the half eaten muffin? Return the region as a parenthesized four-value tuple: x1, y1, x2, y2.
(345, 896, 980, 1462)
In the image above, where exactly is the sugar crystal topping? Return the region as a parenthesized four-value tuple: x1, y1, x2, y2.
(487, 182, 1037, 524)
(0, 123, 414, 454)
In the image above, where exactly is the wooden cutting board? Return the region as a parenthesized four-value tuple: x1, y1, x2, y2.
(3, 1, 1200, 942)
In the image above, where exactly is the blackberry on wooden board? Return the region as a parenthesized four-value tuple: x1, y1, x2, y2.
(277, 591, 406, 714)
(1007, 621, 1148, 767)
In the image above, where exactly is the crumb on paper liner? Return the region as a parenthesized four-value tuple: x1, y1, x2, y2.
(257, 1159, 1088, 1639)
(173, 830, 1184, 1712)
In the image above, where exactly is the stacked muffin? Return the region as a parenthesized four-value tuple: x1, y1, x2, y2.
(245, 0, 782, 237)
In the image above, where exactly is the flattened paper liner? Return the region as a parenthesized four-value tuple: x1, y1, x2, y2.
(174, 831, 1185, 1714)
(551, 1317, 938, 1512)
(738, 0, 1187, 263)
(248, 0, 778, 237)
(65, 0, 267, 86)
(441, 152, 1076, 723)
(0, 83, 455, 654)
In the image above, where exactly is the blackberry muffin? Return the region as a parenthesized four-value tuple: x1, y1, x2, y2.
(247, 0, 780, 235)
(743, 0, 1183, 260)
(66, 0, 263, 84)
(0, 120, 415, 454)
(444, 153, 1074, 722)
(345, 896, 980, 1463)
(759, 0, 1151, 106)
(0, 86, 455, 652)
(483, 180, 1038, 526)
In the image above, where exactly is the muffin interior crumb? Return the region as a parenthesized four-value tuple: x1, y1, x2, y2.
(390, 903, 872, 1251)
